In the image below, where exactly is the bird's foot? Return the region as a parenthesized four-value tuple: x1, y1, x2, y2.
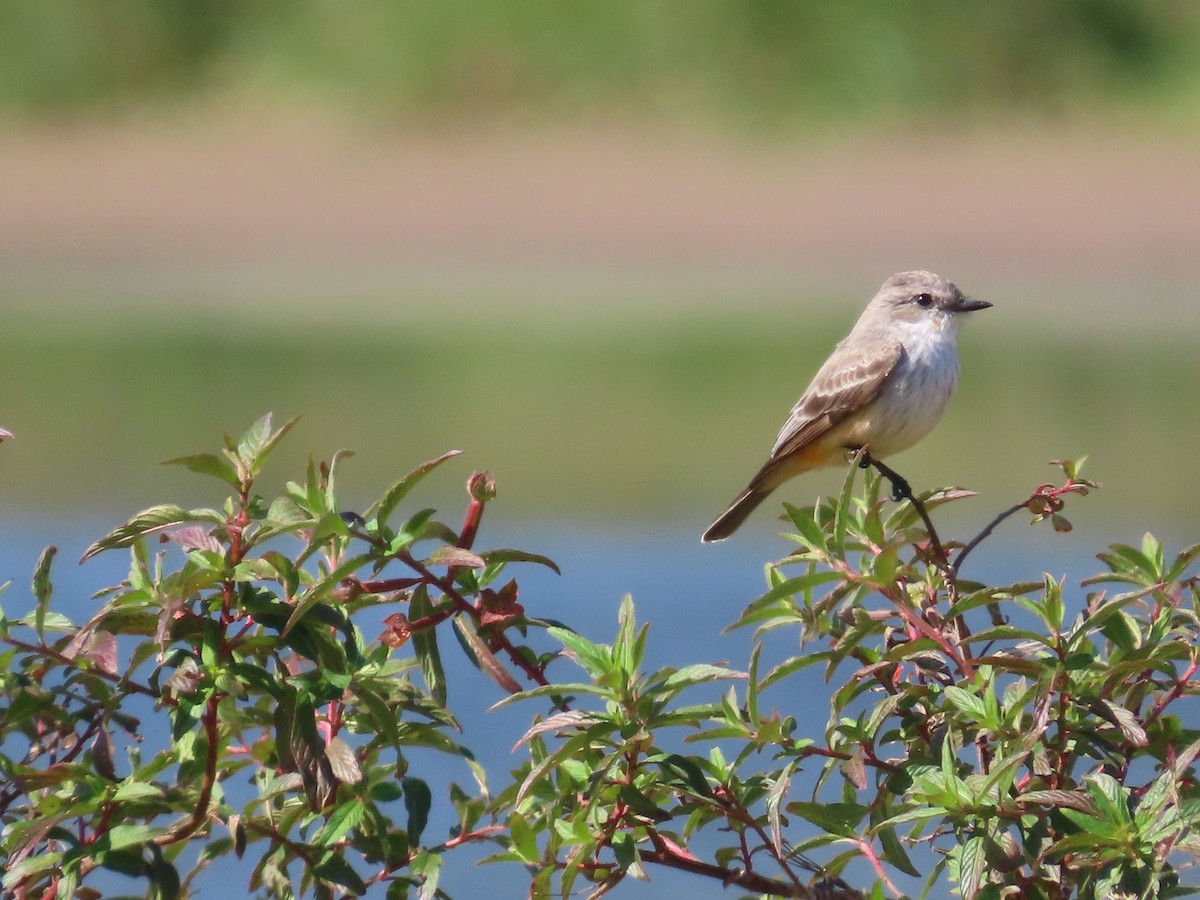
(886, 473, 911, 503)
(858, 451, 911, 502)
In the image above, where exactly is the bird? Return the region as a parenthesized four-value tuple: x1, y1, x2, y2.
(702, 270, 990, 542)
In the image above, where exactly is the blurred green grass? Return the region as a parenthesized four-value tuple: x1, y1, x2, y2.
(2, 2, 1199, 126)
(0, 301, 1193, 537)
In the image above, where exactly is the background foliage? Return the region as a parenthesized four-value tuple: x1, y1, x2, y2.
(1, 1, 1199, 123)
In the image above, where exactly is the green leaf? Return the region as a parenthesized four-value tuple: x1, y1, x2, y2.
(943, 686, 990, 724)
(479, 549, 561, 575)
(877, 825, 920, 878)
(613, 594, 643, 676)
(236, 412, 300, 478)
(515, 728, 609, 806)
(746, 569, 843, 609)
(1166, 542, 1200, 581)
(956, 834, 986, 900)
(4, 852, 64, 884)
(617, 785, 670, 822)
(112, 782, 164, 802)
(782, 502, 829, 552)
(489, 682, 609, 711)
(508, 813, 539, 863)
(81, 505, 224, 561)
(403, 777, 432, 846)
(1086, 772, 1132, 827)
(611, 831, 647, 879)
(655, 754, 714, 799)
(282, 552, 373, 637)
(547, 626, 611, 678)
(410, 586, 447, 707)
(832, 454, 860, 554)
(759, 652, 830, 690)
(162, 452, 241, 490)
(313, 798, 367, 848)
(106, 823, 160, 850)
(31, 544, 56, 639)
(658, 664, 745, 692)
(311, 852, 368, 895)
(372, 450, 463, 530)
(785, 800, 866, 837)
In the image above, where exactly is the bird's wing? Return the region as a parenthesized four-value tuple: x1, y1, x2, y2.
(770, 338, 905, 459)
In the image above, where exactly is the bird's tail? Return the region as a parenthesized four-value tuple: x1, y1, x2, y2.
(701, 484, 773, 543)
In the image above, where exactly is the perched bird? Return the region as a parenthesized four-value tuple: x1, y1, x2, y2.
(702, 270, 990, 542)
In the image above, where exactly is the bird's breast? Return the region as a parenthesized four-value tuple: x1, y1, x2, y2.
(854, 336, 961, 457)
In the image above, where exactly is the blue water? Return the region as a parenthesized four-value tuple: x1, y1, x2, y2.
(2, 513, 1167, 898)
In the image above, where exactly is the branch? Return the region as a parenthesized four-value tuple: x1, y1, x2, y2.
(953, 475, 1094, 578)
(1, 636, 160, 699)
(154, 693, 221, 845)
(950, 499, 1028, 578)
(398, 550, 553, 688)
(641, 831, 863, 899)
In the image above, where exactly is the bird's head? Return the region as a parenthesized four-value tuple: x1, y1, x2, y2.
(867, 270, 991, 336)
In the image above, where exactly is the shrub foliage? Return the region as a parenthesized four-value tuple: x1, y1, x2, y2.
(1, 415, 1197, 898)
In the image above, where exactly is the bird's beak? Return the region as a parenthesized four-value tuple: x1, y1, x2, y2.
(952, 297, 992, 313)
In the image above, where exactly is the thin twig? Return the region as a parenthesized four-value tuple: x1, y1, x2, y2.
(950, 499, 1029, 578)
(640, 831, 863, 899)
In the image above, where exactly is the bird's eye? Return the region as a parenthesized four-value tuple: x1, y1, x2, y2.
(914, 293, 933, 308)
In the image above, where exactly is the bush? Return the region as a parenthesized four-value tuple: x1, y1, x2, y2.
(1, 415, 1197, 898)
